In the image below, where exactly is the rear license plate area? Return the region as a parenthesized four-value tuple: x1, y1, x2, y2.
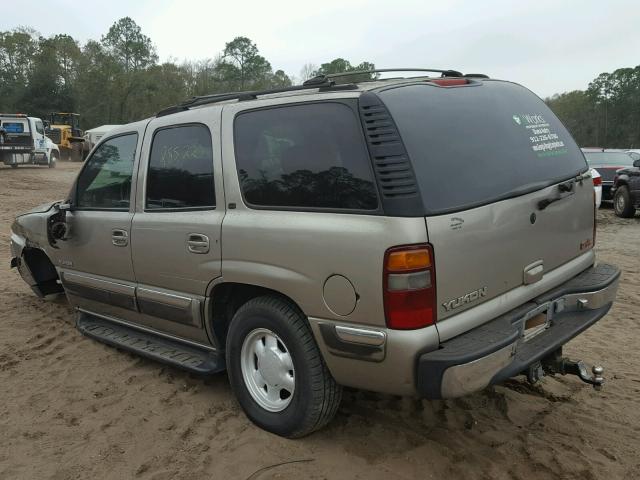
(522, 311, 551, 342)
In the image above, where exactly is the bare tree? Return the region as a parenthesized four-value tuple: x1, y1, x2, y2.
(299, 63, 318, 82)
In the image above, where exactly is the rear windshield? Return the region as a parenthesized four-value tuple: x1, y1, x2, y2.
(583, 152, 635, 166)
(379, 81, 587, 215)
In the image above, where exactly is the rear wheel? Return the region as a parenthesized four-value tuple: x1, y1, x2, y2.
(613, 186, 636, 218)
(226, 296, 342, 438)
(10, 163, 18, 169)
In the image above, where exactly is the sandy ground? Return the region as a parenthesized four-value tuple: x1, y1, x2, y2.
(0, 162, 639, 480)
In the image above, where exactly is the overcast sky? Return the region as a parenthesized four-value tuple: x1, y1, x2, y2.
(3, 0, 640, 97)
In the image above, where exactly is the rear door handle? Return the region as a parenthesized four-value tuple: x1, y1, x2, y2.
(187, 233, 209, 254)
(112, 229, 129, 247)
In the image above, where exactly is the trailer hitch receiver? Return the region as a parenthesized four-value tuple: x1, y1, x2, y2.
(541, 349, 604, 391)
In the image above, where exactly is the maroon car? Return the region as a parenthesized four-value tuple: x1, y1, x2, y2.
(582, 149, 637, 201)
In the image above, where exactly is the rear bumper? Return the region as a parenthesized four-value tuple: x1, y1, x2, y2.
(417, 263, 620, 399)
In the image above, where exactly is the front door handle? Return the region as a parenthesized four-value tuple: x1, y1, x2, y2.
(187, 233, 209, 254)
(112, 229, 129, 247)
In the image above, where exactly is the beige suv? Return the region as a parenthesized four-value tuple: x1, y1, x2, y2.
(10, 69, 620, 437)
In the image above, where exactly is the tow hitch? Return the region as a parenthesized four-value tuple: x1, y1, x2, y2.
(537, 349, 605, 391)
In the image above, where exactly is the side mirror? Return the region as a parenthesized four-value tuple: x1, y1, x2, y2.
(634, 159, 640, 168)
(47, 202, 73, 247)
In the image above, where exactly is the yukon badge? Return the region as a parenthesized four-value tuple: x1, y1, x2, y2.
(443, 287, 488, 312)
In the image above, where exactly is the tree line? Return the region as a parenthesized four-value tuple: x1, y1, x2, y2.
(545, 67, 640, 148)
(2, 16, 637, 147)
(0, 17, 374, 129)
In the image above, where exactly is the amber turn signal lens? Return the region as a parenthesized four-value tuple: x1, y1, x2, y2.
(386, 248, 431, 272)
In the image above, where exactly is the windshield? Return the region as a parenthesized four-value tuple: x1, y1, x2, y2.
(51, 114, 75, 126)
(584, 152, 635, 166)
(379, 80, 587, 215)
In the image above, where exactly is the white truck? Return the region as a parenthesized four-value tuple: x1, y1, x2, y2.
(0, 114, 59, 168)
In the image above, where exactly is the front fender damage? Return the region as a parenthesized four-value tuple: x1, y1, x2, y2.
(10, 206, 66, 297)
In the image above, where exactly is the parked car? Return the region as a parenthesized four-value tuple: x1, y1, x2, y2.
(10, 69, 620, 437)
(612, 158, 640, 217)
(0, 113, 59, 168)
(582, 149, 636, 200)
(591, 168, 602, 208)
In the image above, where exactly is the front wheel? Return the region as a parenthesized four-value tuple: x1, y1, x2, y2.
(613, 186, 636, 218)
(226, 296, 342, 438)
(49, 151, 58, 168)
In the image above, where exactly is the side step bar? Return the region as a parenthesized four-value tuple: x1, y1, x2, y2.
(76, 312, 225, 375)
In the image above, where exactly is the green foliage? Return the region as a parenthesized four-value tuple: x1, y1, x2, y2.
(0, 27, 38, 112)
(219, 36, 272, 90)
(101, 17, 157, 72)
(314, 58, 377, 83)
(546, 66, 640, 148)
(545, 91, 598, 147)
(0, 19, 373, 130)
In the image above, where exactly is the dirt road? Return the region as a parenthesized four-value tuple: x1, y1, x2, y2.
(1, 162, 639, 479)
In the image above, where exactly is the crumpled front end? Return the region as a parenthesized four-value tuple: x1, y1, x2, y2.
(10, 208, 64, 297)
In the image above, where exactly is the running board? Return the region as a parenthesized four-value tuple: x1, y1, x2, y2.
(76, 312, 225, 375)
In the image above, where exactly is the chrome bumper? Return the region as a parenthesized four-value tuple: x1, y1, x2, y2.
(417, 263, 620, 399)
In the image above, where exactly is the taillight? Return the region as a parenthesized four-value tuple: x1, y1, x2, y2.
(430, 78, 468, 87)
(383, 244, 436, 329)
(593, 176, 602, 187)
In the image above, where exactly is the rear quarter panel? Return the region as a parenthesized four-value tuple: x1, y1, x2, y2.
(219, 95, 428, 327)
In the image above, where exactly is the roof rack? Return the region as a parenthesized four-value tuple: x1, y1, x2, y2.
(156, 82, 357, 117)
(302, 68, 466, 86)
(156, 68, 487, 118)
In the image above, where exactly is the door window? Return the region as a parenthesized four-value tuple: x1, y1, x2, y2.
(35, 121, 44, 135)
(76, 133, 138, 210)
(146, 124, 215, 210)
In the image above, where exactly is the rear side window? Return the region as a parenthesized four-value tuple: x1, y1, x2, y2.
(3, 122, 25, 133)
(146, 124, 215, 210)
(234, 102, 378, 210)
(379, 81, 588, 215)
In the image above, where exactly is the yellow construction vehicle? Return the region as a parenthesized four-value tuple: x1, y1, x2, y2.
(46, 113, 85, 162)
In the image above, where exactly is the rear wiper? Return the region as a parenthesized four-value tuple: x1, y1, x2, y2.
(538, 179, 575, 210)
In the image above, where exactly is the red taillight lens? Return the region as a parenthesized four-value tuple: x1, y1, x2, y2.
(593, 175, 602, 187)
(430, 78, 468, 87)
(383, 244, 436, 330)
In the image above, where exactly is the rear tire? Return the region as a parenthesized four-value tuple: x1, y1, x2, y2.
(613, 186, 636, 218)
(10, 163, 18, 169)
(226, 296, 342, 438)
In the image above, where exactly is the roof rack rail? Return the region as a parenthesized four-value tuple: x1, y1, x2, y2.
(156, 68, 485, 118)
(156, 82, 357, 117)
(302, 68, 465, 86)
(463, 73, 489, 78)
